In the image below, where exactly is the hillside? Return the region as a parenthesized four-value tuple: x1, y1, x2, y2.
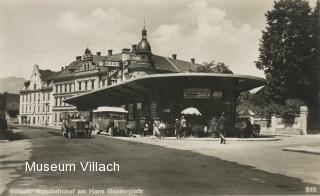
(0, 77, 26, 94)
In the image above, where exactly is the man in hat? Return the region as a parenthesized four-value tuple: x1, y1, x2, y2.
(217, 112, 227, 144)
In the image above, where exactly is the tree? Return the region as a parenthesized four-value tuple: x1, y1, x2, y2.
(196, 61, 233, 74)
(255, 0, 318, 107)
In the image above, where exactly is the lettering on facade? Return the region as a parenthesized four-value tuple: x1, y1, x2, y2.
(212, 91, 222, 99)
(99, 61, 120, 67)
(183, 88, 211, 99)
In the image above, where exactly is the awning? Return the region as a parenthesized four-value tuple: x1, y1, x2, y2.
(64, 73, 265, 110)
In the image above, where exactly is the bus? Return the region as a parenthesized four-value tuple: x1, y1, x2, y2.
(92, 106, 131, 136)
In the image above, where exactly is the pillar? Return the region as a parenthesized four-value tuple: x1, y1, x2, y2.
(300, 106, 308, 135)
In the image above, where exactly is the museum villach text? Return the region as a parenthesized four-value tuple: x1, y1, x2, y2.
(25, 161, 120, 172)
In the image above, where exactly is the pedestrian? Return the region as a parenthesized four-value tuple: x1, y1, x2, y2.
(174, 118, 181, 139)
(209, 117, 217, 137)
(139, 117, 146, 136)
(217, 112, 227, 144)
(158, 120, 166, 139)
(180, 116, 187, 138)
(108, 116, 115, 136)
(153, 117, 160, 137)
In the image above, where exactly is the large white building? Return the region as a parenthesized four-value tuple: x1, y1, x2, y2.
(19, 65, 57, 125)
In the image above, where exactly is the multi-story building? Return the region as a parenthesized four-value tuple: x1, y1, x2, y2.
(19, 65, 57, 125)
(51, 47, 131, 125)
(20, 25, 203, 126)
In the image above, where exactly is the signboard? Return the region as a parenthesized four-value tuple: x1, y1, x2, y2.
(105, 61, 120, 67)
(212, 91, 223, 98)
(183, 88, 211, 99)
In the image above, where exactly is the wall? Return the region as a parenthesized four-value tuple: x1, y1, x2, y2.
(258, 106, 309, 135)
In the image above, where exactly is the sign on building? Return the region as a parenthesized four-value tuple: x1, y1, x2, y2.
(183, 88, 211, 99)
(105, 61, 120, 67)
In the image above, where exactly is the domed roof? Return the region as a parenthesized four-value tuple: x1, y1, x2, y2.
(136, 25, 151, 53)
(84, 47, 92, 56)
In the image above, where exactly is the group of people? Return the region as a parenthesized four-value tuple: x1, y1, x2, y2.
(136, 112, 227, 144)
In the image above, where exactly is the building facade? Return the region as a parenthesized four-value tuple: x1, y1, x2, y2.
(20, 25, 264, 128)
(19, 65, 56, 125)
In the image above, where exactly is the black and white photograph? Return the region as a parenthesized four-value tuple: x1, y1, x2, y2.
(0, 0, 319, 195)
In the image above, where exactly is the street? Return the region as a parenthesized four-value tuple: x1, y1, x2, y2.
(1, 126, 319, 195)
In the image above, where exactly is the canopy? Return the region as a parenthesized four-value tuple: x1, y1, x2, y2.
(93, 106, 128, 113)
(181, 107, 202, 116)
(65, 73, 265, 110)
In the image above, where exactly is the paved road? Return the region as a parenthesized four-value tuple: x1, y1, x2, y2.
(1, 127, 319, 195)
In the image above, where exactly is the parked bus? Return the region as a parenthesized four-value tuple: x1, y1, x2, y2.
(92, 106, 131, 136)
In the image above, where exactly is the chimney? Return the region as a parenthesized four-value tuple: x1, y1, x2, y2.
(76, 56, 82, 62)
(61, 67, 64, 71)
(96, 52, 101, 56)
(172, 54, 177, 60)
(191, 58, 195, 63)
(132, 44, 137, 51)
(122, 48, 130, 53)
(108, 50, 113, 56)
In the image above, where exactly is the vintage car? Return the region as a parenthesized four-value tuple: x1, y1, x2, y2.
(61, 118, 92, 139)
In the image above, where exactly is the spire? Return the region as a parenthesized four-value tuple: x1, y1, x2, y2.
(142, 19, 147, 37)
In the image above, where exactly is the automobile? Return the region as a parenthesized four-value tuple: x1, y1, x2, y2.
(61, 118, 92, 139)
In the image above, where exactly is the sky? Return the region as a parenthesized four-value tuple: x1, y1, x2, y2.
(0, 0, 317, 79)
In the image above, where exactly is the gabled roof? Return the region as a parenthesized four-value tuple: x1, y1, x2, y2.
(39, 69, 58, 80)
(152, 55, 204, 73)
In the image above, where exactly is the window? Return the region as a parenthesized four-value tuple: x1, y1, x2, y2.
(102, 80, 105, 87)
(47, 93, 50, 101)
(59, 97, 62, 106)
(64, 84, 67, 92)
(34, 94, 36, 102)
(43, 93, 45, 101)
(91, 80, 95, 89)
(34, 84, 36, 90)
(78, 81, 82, 91)
(84, 81, 88, 90)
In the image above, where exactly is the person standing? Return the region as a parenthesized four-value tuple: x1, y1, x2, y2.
(158, 120, 166, 139)
(217, 112, 227, 144)
(209, 117, 217, 137)
(153, 117, 160, 137)
(180, 116, 187, 138)
(139, 117, 146, 136)
(174, 119, 181, 139)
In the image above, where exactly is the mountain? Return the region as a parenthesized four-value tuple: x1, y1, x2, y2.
(0, 77, 26, 94)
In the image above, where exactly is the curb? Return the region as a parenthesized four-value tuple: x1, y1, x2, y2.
(98, 134, 281, 142)
(283, 148, 320, 155)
